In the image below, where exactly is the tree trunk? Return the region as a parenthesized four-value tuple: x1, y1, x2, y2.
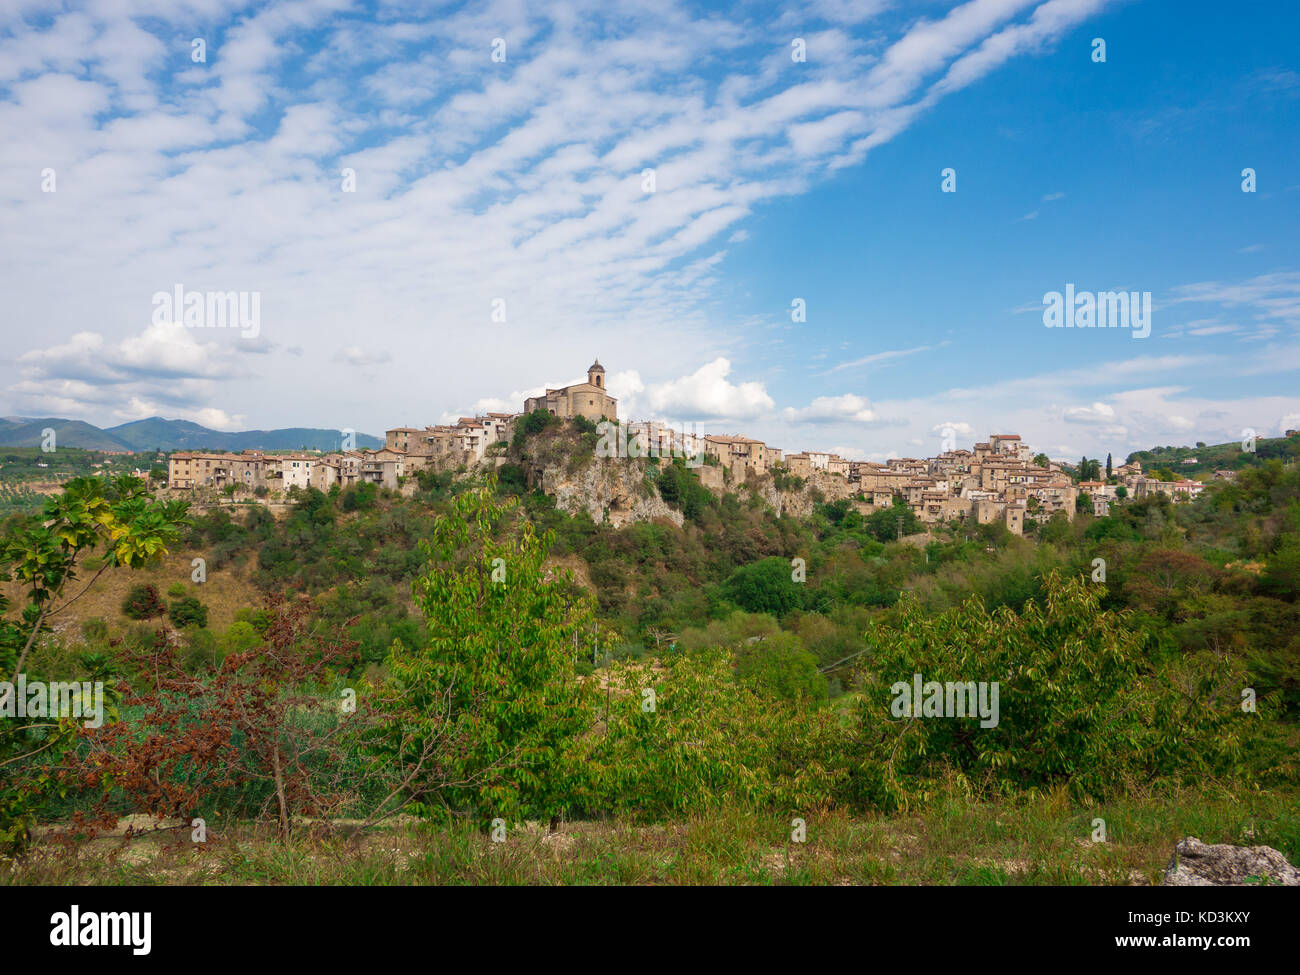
(271, 744, 290, 842)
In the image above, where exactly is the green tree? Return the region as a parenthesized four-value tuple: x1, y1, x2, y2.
(168, 595, 209, 629)
(654, 459, 712, 524)
(733, 631, 827, 702)
(0, 476, 189, 851)
(369, 477, 594, 821)
(340, 482, 378, 511)
(858, 572, 1272, 805)
(864, 498, 922, 542)
(1261, 535, 1300, 599)
(512, 408, 560, 450)
(496, 464, 528, 496)
(721, 556, 805, 616)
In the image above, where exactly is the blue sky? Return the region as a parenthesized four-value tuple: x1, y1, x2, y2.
(1, 0, 1297, 461)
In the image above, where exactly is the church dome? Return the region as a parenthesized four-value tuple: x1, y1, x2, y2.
(587, 358, 604, 373)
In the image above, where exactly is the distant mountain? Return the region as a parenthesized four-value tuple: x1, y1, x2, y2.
(0, 417, 134, 451)
(0, 416, 383, 452)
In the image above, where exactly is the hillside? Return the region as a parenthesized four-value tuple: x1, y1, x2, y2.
(1127, 432, 1299, 478)
(5, 427, 1298, 895)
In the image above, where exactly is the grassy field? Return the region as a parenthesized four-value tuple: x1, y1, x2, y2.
(9, 788, 1296, 886)
(3, 548, 265, 641)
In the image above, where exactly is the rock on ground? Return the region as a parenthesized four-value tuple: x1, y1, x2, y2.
(1162, 837, 1300, 886)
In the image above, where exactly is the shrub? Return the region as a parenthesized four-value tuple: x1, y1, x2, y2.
(513, 409, 561, 447)
(678, 611, 780, 652)
(573, 651, 849, 819)
(856, 572, 1280, 806)
(733, 631, 826, 702)
(219, 620, 262, 658)
(771, 469, 806, 492)
(340, 482, 378, 512)
(181, 627, 218, 672)
(122, 583, 166, 620)
(1261, 535, 1300, 599)
(655, 460, 713, 524)
(64, 595, 361, 843)
(497, 464, 528, 495)
(168, 595, 209, 629)
(0, 476, 190, 852)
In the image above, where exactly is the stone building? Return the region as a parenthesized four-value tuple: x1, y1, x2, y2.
(703, 434, 772, 478)
(276, 454, 318, 490)
(784, 452, 813, 477)
(168, 450, 267, 490)
(359, 449, 404, 489)
(385, 427, 422, 453)
(523, 359, 618, 421)
(1134, 477, 1203, 502)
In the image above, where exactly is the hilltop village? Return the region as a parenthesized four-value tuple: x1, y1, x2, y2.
(165, 358, 1205, 534)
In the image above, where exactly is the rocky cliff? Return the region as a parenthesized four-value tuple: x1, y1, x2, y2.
(534, 456, 863, 528)
(518, 423, 861, 528)
(539, 458, 684, 528)
(741, 469, 857, 518)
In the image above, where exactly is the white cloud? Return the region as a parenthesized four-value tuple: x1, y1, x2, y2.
(0, 0, 1119, 433)
(11, 323, 248, 422)
(1169, 271, 1300, 327)
(824, 342, 946, 374)
(783, 393, 892, 425)
(830, 444, 870, 460)
(1064, 401, 1117, 424)
(182, 408, 241, 430)
(642, 358, 774, 421)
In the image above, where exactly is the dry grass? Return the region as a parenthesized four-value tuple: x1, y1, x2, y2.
(7, 788, 1295, 886)
(6, 548, 264, 641)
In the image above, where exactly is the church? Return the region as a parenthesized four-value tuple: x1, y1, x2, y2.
(523, 359, 618, 422)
